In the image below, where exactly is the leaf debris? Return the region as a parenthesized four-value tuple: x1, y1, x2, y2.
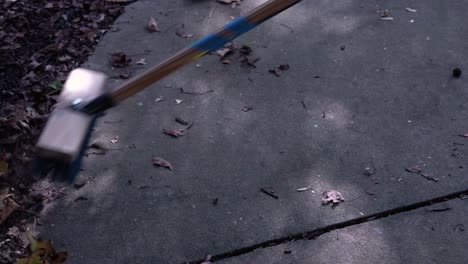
(269, 64, 290, 77)
(147, 17, 160, 32)
(259, 188, 279, 199)
(322, 190, 344, 206)
(152, 157, 173, 170)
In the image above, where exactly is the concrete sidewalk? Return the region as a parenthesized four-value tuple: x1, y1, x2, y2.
(39, 0, 468, 263)
(220, 199, 468, 264)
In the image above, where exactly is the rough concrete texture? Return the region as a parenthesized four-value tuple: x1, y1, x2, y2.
(219, 199, 468, 264)
(39, 0, 468, 263)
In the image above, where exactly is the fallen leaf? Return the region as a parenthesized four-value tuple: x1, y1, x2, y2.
(405, 7, 417, 12)
(49, 80, 63, 91)
(0, 195, 19, 224)
(110, 136, 119, 144)
(74, 196, 88, 202)
(176, 30, 193, 38)
(459, 133, 468, 138)
(215, 48, 233, 59)
(147, 17, 160, 32)
(296, 187, 312, 192)
(163, 128, 185, 138)
(155, 97, 164, 102)
(0, 160, 8, 177)
(364, 162, 377, 176)
(7, 226, 19, 237)
(201, 255, 212, 264)
(242, 106, 254, 112)
(16, 232, 68, 264)
(405, 164, 422, 174)
(380, 10, 394, 20)
(136, 58, 147, 65)
(152, 157, 173, 170)
(175, 99, 183, 104)
(381, 10, 392, 17)
(239, 45, 252, 55)
(111, 51, 131, 67)
(269, 64, 290, 77)
(322, 190, 344, 205)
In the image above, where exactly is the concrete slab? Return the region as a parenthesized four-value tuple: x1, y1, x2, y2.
(219, 199, 468, 264)
(39, 0, 468, 263)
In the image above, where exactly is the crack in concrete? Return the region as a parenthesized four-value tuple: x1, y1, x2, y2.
(188, 188, 468, 263)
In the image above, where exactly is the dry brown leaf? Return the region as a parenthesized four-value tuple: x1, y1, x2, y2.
(322, 190, 344, 205)
(215, 48, 232, 58)
(16, 232, 68, 264)
(269, 64, 290, 77)
(152, 157, 173, 170)
(162, 128, 185, 138)
(147, 17, 160, 32)
(111, 51, 131, 67)
(405, 164, 422, 174)
(0, 195, 19, 224)
(239, 45, 252, 55)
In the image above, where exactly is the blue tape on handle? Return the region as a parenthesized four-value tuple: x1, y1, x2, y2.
(191, 16, 258, 52)
(190, 33, 231, 52)
(224, 16, 257, 36)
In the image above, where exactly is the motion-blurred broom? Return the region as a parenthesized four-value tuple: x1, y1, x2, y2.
(35, 0, 302, 181)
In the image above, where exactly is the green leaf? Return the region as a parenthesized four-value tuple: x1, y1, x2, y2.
(49, 81, 63, 91)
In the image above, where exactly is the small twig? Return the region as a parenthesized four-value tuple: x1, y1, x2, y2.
(186, 122, 194, 130)
(280, 23, 294, 33)
(426, 207, 451, 212)
(180, 88, 214, 95)
(421, 173, 439, 182)
(175, 117, 189, 126)
(300, 100, 307, 110)
(104, 119, 122, 124)
(209, 7, 216, 18)
(260, 188, 279, 199)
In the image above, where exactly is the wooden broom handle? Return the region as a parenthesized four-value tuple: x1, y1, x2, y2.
(110, 0, 302, 103)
